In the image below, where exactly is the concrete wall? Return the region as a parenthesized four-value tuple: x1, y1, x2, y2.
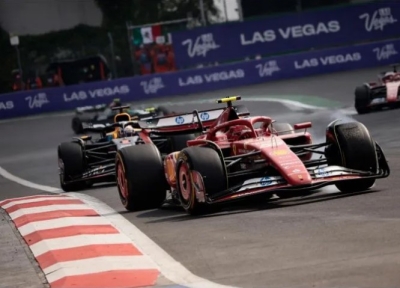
(0, 0, 103, 35)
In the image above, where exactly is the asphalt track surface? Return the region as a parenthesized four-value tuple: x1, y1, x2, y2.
(1, 66, 400, 288)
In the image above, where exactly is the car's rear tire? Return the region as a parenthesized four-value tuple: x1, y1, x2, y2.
(116, 144, 167, 211)
(170, 134, 195, 151)
(355, 85, 371, 114)
(325, 122, 377, 193)
(58, 142, 87, 192)
(72, 117, 84, 134)
(176, 146, 227, 215)
(158, 134, 196, 155)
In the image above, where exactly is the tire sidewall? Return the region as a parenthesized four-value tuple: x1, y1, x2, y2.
(355, 85, 371, 113)
(58, 142, 85, 191)
(115, 152, 129, 208)
(176, 152, 196, 211)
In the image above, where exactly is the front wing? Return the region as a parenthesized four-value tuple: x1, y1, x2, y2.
(209, 165, 387, 203)
(202, 145, 390, 204)
(368, 96, 400, 108)
(61, 164, 116, 185)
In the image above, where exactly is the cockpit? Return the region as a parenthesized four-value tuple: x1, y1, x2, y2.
(207, 116, 273, 143)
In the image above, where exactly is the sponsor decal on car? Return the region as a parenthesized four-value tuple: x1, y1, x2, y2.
(314, 167, 331, 178)
(200, 112, 210, 121)
(175, 116, 185, 124)
(260, 176, 272, 187)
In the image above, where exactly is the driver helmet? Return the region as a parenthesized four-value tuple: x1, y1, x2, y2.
(123, 125, 135, 137)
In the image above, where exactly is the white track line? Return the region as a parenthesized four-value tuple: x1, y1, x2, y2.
(0, 166, 61, 193)
(0, 166, 237, 288)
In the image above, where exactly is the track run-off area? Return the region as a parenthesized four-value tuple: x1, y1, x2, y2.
(1, 66, 400, 288)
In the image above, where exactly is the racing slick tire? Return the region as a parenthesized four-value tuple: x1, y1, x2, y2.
(116, 144, 167, 211)
(58, 142, 87, 192)
(170, 134, 196, 151)
(158, 134, 196, 155)
(325, 122, 377, 193)
(176, 146, 227, 215)
(272, 122, 294, 135)
(354, 85, 371, 114)
(72, 116, 84, 134)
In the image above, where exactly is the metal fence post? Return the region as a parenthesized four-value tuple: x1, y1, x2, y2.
(107, 32, 118, 78)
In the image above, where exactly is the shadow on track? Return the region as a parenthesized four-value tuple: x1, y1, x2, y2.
(136, 188, 382, 224)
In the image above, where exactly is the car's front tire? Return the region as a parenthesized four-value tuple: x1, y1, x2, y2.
(325, 122, 377, 192)
(58, 142, 87, 192)
(354, 85, 371, 114)
(176, 147, 227, 215)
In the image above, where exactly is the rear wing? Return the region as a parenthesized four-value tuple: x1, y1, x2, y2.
(136, 105, 250, 135)
(82, 121, 137, 135)
(82, 123, 115, 135)
(75, 104, 107, 114)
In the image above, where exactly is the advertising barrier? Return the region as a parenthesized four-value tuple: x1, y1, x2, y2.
(0, 38, 399, 120)
(170, 1, 400, 68)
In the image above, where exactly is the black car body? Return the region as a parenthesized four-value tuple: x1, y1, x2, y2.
(71, 99, 172, 134)
(59, 106, 193, 192)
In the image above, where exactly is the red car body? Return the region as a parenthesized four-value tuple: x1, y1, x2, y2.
(116, 97, 390, 214)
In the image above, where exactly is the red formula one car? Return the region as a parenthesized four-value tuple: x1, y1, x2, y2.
(116, 96, 390, 215)
(355, 64, 400, 114)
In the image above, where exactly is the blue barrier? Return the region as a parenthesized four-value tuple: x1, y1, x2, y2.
(171, 2, 400, 68)
(0, 38, 399, 120)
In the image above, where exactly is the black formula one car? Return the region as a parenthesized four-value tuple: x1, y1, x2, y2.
(59, 105, 194, 192)
(71, 98, 173, 134)
(355, 64, 400, 114)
